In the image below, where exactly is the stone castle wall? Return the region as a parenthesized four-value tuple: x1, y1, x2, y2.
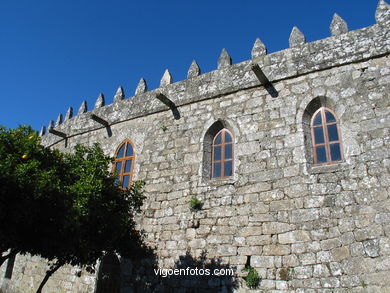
(1, 2, 390, 292)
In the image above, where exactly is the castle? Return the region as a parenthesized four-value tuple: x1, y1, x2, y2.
(1, 1, 390, 292)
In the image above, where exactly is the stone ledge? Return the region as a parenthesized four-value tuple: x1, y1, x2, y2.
(308, 162, 350, 174)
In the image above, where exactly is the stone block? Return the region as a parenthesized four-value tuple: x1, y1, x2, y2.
(259, 190, 285, 201)
(263, 245, 291, 256)
(263, 222, 295, 234)
(217, 245, 237, 256)
(237, 246, 263, 255)
(279, 230, 311, 244)
(282, 254, 300, 267)
(363, 239, 380, 258)
(285, 184, 309, 198)
(291, 209, 319, 222)
(316, 251, 333, 263)
(246, 235, 272, 246)
(320, 277, 340, 288)
(313, 264, 330, 278)
(354, 224, 383, 241)
(293, 266, 313, 279)
(270, 199, 296, 211)
(331, 246, 350, 262)
(238, 226, 262, 237)
(251, 256, 275, 268)
(320, 238, 342, 250)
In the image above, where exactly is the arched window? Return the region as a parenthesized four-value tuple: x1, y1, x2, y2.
(95, 252, 121, 293)
(212, 129, 234, 178)
(311, 107, 343, 165)
(113, 140, 135, 189)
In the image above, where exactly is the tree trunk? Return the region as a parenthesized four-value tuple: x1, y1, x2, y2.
(0, 249, 18, 267)
(36, 261, 64, 293)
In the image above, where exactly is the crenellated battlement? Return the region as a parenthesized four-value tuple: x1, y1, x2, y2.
(41, 1, 389, 148)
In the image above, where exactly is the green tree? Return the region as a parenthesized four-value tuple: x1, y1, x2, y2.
(0, 125, 69, 266)
(0, 126, 146, 293)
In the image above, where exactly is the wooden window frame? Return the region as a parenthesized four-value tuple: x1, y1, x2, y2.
(112, 140, 135, 189)
(311, 107, 344, 165)
(212, 129, 234, 179)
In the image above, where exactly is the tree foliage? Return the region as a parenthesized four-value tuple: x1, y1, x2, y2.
(0, 125, 146, 292)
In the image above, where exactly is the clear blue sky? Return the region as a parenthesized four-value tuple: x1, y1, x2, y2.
(0, 0, 378, 131)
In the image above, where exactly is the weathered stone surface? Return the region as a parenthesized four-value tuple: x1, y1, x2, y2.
(187, 60, 200, 79)
(55, 113, 63, 126)
(289, 26, 305, 47)
(263, 222, 294, 234)
(135, 78, 147, 95)
(160, 69, 173, 87)
(278, 230, 311, 244)
(354, 224, 383, 241)
(48, 120, 54, 130)
(376, 0, 390, 24)
(363, 239, 380, 257)
(39, 126, 46, 136)
(63, 107, 73, 121)
(330, 13, 348, 36)
(77, 100, 87, 114)
(238, 226, 262, 237)
(331, 246, 350, 261)
(251, 38, 267, 58)
(114, 86, 125, 102)
(263, 244, 291, 256)
(94, 93, 105, 109)
(217, 48, 232, 69)
(251, 256, 274, 268)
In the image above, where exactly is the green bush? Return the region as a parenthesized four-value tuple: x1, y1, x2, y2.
(243, 266, 260, 289)
(189, 196, 203, 211)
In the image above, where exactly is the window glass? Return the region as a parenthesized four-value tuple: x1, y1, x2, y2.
(327, 124, 339, 141)
(125, 144, 133, 156)
(124, 160, 132, 173)
(316, 146, 327, 163)
(224, 161, 233, 176)
(225, 132, 232, 143)
(313, 112, 322, 126)
(225, 144, 232, 159)
(310, 107, 343, 165)
(113, 140, 135, 189)
(314, 127, 325, 144)
(117, 145, 125, 158)
(215, 133, 222, 145)
(115, 162, 122, 173)
(325, 111, 336, 123)
(212, 129, 234, 178)
(214, 146, 221, 161)
(330, 143, 342, 161)
(122, 175, 130, 188)
(213, 163, 221, 178)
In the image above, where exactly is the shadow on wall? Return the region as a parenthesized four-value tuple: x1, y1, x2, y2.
(113, 250, 239, 293)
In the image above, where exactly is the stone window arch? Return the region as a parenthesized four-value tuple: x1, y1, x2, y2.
(302, 97, 344, 166)
(310, 107, 343, 165)
(95, 252, 121, 293)
(212, 129, 234, 178)
(112, 139, 135, 189)
(202, 120, 235, 180)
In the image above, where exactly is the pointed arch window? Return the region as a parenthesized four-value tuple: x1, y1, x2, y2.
(113, 140, 135, 189)
(212, 129, 234, 178)
(311, 107, 343, 165)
